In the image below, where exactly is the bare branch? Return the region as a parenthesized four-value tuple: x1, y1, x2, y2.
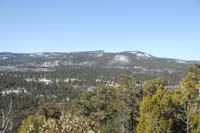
(8, 120, 13, 130)
(6, 100, 12, 119)
(192, 103, 198, 114)
(2, 119, 10, 133)
(0, 99, 13, 133)
(178, 117, 187, 124)
(1, 110, 5, 129)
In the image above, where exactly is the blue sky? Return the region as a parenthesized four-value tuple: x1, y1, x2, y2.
(0, 0, 200, 60)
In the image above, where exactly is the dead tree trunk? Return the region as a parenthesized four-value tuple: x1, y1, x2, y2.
(0, 100, 13, 133)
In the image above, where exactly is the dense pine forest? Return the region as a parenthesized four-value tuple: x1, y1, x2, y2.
(1, 62, 200, 132)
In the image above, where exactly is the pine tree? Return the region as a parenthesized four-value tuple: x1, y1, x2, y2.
(72, 84, 124, 132)
(119, 75, 142, 133)
(171, 64, 200, 133)
(137, 85, 173, 133)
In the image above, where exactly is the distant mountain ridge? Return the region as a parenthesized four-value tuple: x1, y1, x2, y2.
(0, 51, 199, 74)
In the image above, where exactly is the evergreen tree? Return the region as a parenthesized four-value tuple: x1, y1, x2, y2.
(72, 84, 124, 132)
(143, 77, 166, 96)
(137, 85, 174, 133)
(119, 75, 142, 133)
(171, 64, 200, 133)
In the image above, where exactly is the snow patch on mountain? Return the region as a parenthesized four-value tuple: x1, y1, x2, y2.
(0, 53, 17, 59)
(1, 57, 8, 60)
(30, 53, 49, 57)
(79, 61, 95, 66)
(25, 78, 36, 82)
(128, 51, 152, 59)
(41, 61, 60, 67)
(113, 55, 129, 63)
(176, 60, 187, 64)
(95, 53, 104, 57)
(1, 87, 28, 96)
(38, 78, 53, 85)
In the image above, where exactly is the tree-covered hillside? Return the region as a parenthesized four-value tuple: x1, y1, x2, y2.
(1, 65, 200, 133)
(14, 64, 200, 133)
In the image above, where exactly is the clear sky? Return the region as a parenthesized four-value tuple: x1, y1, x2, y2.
(0, 0, 200, 60)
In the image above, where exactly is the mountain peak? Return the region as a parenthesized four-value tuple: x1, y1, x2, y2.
(123, 51, 153, 59)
